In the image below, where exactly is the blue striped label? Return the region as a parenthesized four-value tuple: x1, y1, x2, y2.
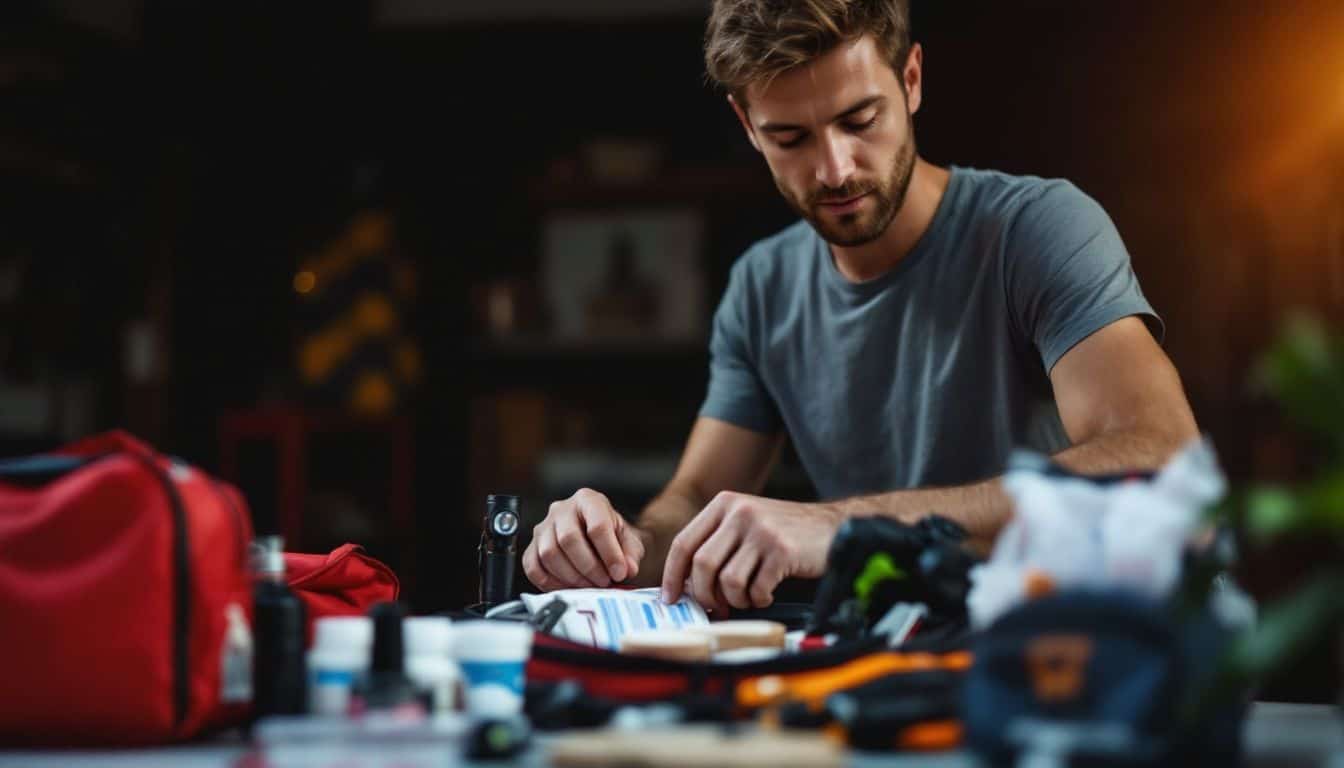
(314, 669, 354, 686)
(460, 660, 524, 694)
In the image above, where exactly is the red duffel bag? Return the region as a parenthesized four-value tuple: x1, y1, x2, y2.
(0, 431, 256, 746)
(0, 431, 402, 746)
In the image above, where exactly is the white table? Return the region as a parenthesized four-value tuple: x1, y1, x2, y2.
(0, 702, 1338, 768)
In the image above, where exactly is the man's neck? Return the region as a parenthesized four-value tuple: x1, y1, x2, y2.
(830, 158, 951, 283)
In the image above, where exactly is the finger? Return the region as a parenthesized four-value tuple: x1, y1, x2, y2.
(749, 552, 786, 608)
(576, 494, 627, 582)
(661, 502, 726, 603)
(535, 522, 593, 588)
(555, 511, 611, 587)
(691, 525, 740, 616)
(522, 540, 556, 591)
(718, 543, 762, 610)
(618, 524, 645, 581)
(712, 584, 733, 618)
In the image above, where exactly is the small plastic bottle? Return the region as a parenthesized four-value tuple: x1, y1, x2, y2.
(307, 616, 373, 717)
(405, 616, 460, 714)
(251, 535, 308, 718)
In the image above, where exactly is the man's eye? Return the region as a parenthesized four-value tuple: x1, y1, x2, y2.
(776, 133, 806, 149)
(844, 115, 878, 133)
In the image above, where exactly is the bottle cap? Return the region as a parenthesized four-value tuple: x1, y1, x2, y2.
(404, 616, 453, 656)
(455, 621, 532, 662)
(314, 616, 374, 651)
(250, 535, 286, 577)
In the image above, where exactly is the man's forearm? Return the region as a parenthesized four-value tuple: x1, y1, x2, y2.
(822, 476, 1008, 550)
(1049, 425, 1189, 477)
(632, 488, 704, 587)
(822, 426, 1192, 550)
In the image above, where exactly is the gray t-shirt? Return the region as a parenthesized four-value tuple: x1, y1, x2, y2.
(699, 166, 1162, 501)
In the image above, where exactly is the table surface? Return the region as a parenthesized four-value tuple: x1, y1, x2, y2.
(0, 702, 1338, 768)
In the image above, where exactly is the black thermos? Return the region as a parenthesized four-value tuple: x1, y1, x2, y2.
(251, 535, 308, 718)
(480, 494, 521, 608)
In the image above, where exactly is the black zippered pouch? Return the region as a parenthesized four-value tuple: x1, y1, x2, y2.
(962, 589, 1246, 767)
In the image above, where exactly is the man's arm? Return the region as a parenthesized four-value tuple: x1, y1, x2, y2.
(633, 418, 783, 587)
(662, 316, 1200, 609)
(826, 316, 1198, 546)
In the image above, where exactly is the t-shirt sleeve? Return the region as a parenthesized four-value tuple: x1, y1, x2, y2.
(698, 258, 782, 433)
(1005, 181, 1164, 373)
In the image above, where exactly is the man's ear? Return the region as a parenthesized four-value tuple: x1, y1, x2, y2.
(902, 43, 924, 115)
(728, 94, 762, 154)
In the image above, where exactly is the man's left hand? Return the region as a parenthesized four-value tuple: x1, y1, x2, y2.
(659, 492, 841, 615)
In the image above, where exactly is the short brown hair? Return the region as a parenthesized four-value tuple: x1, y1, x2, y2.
(704, 0, 912, 103)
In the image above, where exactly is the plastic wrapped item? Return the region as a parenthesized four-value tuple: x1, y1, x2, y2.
(519, 587, 709, 650)
(967, 438, 1227, 629)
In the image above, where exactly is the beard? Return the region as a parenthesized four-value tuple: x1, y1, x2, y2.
(775, 120, 917, 248)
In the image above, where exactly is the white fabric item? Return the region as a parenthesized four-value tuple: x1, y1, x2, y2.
(967, 437, 1226, 629)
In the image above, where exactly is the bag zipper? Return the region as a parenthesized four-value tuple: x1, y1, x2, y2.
(130, 453, 192, 731)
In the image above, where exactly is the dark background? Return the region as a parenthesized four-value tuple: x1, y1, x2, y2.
(2, 1, 1341, 700)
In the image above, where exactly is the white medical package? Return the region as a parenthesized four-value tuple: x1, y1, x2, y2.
(519, 588, 710, 650)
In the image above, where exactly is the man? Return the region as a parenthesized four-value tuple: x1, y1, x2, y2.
(522, 0, 1198, 615)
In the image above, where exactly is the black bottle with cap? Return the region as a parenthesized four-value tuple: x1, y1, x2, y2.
(352, 601, 421, 714)
(251, 535, 308, 719)
(479, 494, 520, 609)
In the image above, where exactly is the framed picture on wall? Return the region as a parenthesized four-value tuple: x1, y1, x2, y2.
(540, 208, 705, 342)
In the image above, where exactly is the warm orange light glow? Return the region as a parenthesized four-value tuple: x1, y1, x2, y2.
(293, 270, 317, 294)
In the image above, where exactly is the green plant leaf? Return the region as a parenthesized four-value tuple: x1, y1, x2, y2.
(1188, 571, 1344, 724)
(1252, 311, 1344, 457)
(1244, 486, 1303, 539)
(1302, 469, 1344, 530)
(1224, 573, 1344, 677)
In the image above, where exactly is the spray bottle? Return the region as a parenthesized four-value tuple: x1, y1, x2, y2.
(251, 535, 308, 718)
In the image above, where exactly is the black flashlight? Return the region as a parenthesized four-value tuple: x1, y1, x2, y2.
(479, 494, 521, 609)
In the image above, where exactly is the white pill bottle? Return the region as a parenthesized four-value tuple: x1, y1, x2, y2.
(307, 616, 373, 716)
(404, 616, 461, 713)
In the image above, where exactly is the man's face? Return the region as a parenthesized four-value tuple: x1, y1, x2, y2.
(734, 36, 922, 247)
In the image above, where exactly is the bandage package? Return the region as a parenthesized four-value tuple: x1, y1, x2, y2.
(520, 588, 710, 650)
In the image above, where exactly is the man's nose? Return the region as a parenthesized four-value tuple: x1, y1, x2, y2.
(815, 133, 856, 190)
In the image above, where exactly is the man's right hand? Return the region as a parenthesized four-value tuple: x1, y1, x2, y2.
(522, 488, 646, 590)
